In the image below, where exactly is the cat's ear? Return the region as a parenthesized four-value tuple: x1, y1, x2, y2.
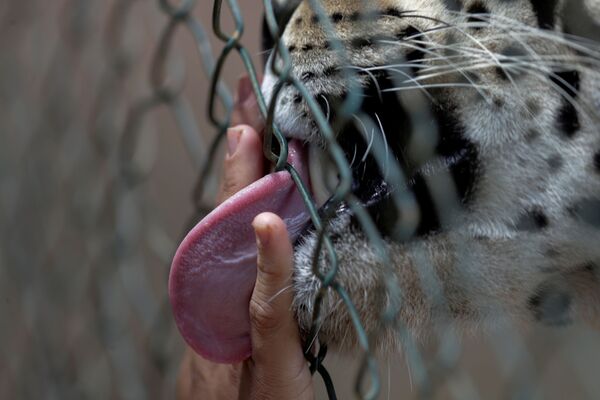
(261, 0, 302, 66)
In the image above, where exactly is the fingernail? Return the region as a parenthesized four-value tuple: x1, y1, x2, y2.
(227, 127, 242, 156)
(253, 217, 272, 250)
(236, 75, 253, 105)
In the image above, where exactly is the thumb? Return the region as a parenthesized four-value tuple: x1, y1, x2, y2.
(249, 213, 305, 371)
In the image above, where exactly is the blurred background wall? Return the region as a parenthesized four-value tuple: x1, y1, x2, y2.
(1, 1, 600, 399)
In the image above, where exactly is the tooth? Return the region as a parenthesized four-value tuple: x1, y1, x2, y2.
(309, 144, 340, 206)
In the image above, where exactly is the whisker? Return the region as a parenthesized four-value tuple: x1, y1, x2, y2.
(364, 64, 436, 101)
(508, 63, 599, 122)
(304, 298, 344, 355)
(343, 65, 384, 102)
(287, 112, 306, 130)
(267, 284, 293, 304)
(382, 82, 492, 92)
(320, 94, 331, 122)
(349, 143, 358, 169)
(376, 38, 492, 103)
(353, 114, 375, 163)
(374, 112, 390, 179)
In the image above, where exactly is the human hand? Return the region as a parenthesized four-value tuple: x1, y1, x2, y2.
(177, 77, 314, 400)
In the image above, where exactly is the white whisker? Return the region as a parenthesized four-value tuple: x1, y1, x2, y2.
(320, 94, 331, 122)
(377, 38, 491, 103)
(344, 65, 384, 102)
(382, 82, 491, 92)
(267, 284, 293, 304)
(349, 143, 358, 169)
(374, 112, 390, 180)
(365, 65, 435, 101)
(353, 115, 375, 163)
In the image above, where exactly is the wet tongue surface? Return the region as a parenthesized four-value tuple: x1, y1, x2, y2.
(169, 140, 311, 363)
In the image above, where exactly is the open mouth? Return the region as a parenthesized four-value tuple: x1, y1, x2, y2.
(301, 70, 411, 239)
(167, 73, 411, 363)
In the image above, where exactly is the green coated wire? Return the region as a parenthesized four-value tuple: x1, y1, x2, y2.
(204, 0, 427, 398)
(115, 0, 500, 397)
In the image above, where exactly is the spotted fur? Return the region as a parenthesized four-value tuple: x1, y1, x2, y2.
(261, 0, 600, 352)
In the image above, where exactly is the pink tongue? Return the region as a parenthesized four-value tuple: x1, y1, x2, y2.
(169, 140, 311, 363)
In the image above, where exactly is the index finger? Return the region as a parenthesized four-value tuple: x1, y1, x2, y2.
(232, 75, 264, 132)
(217, 75, 266, 204)
(217, 125, 264, 204)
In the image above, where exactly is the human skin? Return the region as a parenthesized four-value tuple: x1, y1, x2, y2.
(176, 78, 314, 400)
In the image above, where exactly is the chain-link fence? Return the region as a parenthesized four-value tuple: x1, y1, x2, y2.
(2, 0, 600, 399)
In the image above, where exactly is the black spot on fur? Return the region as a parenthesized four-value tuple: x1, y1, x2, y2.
(466, 2, 489, 29)
(302, 44, 314, 52)
(397, 25, 420, 41)
(556, 104, 580, 138)
(462, 71, 480, 84)
(349, 12, 361, 21)
(550, 71, 581, 138)
(530, 0, 559, 29)
(533, 210, 550, 228)
(466, 1, 488, 15)
(546, 154, 564, 172)
(301, 71, 316, 82)
(295, 18, 303, 26)
(525, 99, 541, 117)
(399, 26, 426, 75)
(351, 37, 373, 48)
(323, 66, 337, 77)
(383, 7, 404, 18)
(570, 198, 600, 228)
(529, 285, 572, 326)
(331, 12, 344, 23)
(311, 14, 319, 24)
(442, 0, 464, 12)
(516, 208, 549, 231)
(525, 128, 541, 143)
(496, 45, 528, 81)
(321, 41, 331, 50)
(293, 94, 302, 104)
(594, 151, 600, 173)
(493, 97, 504, 108)
(495, 66, 509, 81)
(502, 44, 527, 57)
(288, 45, 296, 53)
(550, 70, 580, 98)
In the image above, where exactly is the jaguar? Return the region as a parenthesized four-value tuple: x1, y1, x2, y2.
(258, 0, 600, 352)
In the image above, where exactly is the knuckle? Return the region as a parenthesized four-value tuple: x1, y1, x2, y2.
(220, 177, 238, 197)
(249, 297, 283, 334)
(220, 166, 241, 199)
(253, 366, 314, 400)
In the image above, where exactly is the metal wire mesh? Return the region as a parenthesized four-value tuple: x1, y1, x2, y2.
(2, 0, 600, 399)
